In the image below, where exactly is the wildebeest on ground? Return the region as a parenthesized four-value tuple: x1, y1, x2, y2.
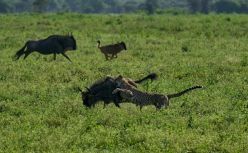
(14, 34, 77, 62)
(78, 73, 158, 108)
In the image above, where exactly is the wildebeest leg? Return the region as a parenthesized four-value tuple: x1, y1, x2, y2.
(54, 53, 56, 60)
(15, 51, 25, 60)
(113, 98, 121, 108)
(61, 53, 72, 62)
(14, 42, 28, 60)
(114, 103, 120, 108)
(103, 102, 107, 109)
(139, 103, 143, 111)
(23, 50, 32, 59)
(15, 53, 24, 60)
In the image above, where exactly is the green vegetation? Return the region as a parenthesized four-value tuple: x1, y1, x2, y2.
(0, 13, 248, 152)
(0, 0, 248, 14)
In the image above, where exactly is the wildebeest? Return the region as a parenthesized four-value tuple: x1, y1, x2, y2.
(79, 76, 120, 108)
(78, 73, 157, 108)
(97, 40, 127, 60)
(14, 34, 77, 62)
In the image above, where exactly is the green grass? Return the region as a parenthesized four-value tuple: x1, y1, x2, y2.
(0, 13, 248, 152)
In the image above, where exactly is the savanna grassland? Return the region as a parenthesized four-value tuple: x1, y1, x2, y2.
(0, 13, 248, 152)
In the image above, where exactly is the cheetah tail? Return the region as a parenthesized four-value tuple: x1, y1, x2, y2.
(167, 86, 203, 99)
(134, 73, 158, 84)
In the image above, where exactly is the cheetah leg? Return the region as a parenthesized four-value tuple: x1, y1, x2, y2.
(104, 54, 109, 60)
(155, 105, 161, 110)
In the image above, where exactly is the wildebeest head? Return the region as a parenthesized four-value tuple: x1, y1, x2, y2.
(121, 42, 127, 50)
(79, 76, 121, 108)
(62, 33, 77, 51)
(70, 34, 77, 50)
(78, 87, 97, 108)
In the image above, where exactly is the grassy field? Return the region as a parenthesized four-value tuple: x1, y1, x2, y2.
(0, 13, 247, 152)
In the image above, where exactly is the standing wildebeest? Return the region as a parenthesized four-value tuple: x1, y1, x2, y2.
(14, 34, 77, 62)
(78, 73, 158, 108)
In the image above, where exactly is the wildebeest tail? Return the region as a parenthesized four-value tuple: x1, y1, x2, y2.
(167, 86, 202, 99)
(134, 73, 158, 83)
(14, 42, 27, 60)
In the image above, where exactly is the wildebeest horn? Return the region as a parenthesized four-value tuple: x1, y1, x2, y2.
(85, 87, 91, 92)
(78, 87, 83, 93)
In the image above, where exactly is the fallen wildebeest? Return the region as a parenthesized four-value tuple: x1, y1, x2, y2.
(14, 33, 77, 62)
(78, 73, 157, 108)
